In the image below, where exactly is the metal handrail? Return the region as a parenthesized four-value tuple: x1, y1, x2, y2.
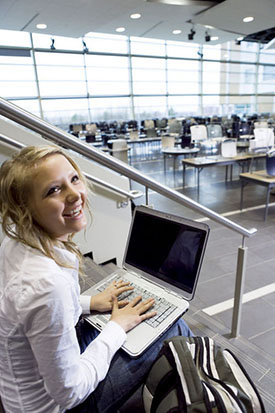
(0, 133, 142, 201)
(0, 98, 256, 239)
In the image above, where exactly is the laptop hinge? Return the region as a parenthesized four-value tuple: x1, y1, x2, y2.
(139, 274, 184, 299)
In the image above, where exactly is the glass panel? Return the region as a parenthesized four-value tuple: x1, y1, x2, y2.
(257, 95, 275, 114)
(0, 30, 31, 47)
(257, 65, 275, 94)
(167, 96, 200, 117)
(132, 56, 166, 94)
(203, 61, 221, 94)
(89, 97, 131, 121)
(0, 81, 37, 98)
(133, 96, 167, 120)
(41, 98, 89, 127)
(39, 81, 87, 97)
(166, 41, 200, 58)
(202, 44, 221, 60)
(259, 48, 275, 64)
(130, 37, 165, 56)
(85, 55, 130, 95)
(9, 99, 41, 117)
(36, 65, 86, 81)
(84, 32, 128, 54)
(202, 95, 223, 116)
(35, 51, 87, 97)
(167, 59, 199, 94)
(229, 41, 258, 62)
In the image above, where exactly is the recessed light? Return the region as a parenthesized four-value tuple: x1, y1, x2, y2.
(36, 23, 47, 29)
(130, 13, 141, 19)
(172, 29, 182, 35)
(116, 27, 126, 33)
(204, 25, 214, 29)
(243, 16, 254, 23)
(211, 36, 219, 41)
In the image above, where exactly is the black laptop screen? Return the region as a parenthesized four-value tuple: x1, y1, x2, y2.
(125, 209, 208, 294)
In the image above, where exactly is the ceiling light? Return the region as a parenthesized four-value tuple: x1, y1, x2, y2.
(204, 25, 214, 29)
(205, 31, 210, 42)
(130, 13, 141, 19)
(36, 23, 47, 29)
(116, 27, 126, 33)
(243, 16, 254, 23)
(211, 36, 219, 41)
(188, 28, 196, 40)
(173, 29, 182, 35)
(237, 36, 244, 41)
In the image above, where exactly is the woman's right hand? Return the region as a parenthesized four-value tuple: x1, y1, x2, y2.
(110, 295, 157, 332)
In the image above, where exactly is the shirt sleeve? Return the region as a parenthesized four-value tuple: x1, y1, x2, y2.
(17, 276, 126, 410)
(79, 294, 91, 314)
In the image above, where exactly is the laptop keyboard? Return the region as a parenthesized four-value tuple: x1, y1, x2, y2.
(97, 273, 177, 328)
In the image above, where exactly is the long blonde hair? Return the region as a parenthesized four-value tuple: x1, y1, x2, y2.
(0, 145, 91, 273)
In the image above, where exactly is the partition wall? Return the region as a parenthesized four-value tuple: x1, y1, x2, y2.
(0, 29, 274, 129)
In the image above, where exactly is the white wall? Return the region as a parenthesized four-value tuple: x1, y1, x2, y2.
(0, 116, 133, 266)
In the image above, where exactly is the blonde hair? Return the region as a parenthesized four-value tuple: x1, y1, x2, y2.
(0, 145, 91, 273)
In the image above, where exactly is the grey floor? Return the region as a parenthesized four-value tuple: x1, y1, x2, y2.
(83, 146, 275, 412)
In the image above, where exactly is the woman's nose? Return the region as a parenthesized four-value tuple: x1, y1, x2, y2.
(66, 185, 80, 203)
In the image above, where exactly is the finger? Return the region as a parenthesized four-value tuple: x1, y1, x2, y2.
(140, 311, 157, 321)
(117, 300, 129, 307)
(112, 295, 119, 310)
(116, 285, 134, 295)
(135, 298, 155, 311)
(129, 295, 142, 306)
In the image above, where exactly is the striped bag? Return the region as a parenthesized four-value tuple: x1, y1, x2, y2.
(143, 336, 265, 413)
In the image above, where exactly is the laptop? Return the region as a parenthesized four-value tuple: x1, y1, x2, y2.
(83, 206, 209, 357)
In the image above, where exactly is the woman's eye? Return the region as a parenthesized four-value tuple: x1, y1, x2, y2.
(47, 186, 59, 196)
(72, 174, 80, 183)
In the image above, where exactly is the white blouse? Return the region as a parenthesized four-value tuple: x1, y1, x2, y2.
(0, 236, 126, 413)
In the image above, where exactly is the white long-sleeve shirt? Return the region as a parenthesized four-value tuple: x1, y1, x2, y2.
(0, 236, 126, 413)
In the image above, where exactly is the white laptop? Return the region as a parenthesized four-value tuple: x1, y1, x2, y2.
(83, 206, 209, 357)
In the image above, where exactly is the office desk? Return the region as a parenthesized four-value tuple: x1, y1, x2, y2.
(182, 153, 265, 195)
(240, 170, 275, 221)
(162, 147, 199, 183)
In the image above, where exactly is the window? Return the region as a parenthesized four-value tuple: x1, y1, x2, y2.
(85, 55, 130, 95)
(132, 57, 166, 94)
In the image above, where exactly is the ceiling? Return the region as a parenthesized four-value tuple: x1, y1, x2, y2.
(1, 0, 275, 47)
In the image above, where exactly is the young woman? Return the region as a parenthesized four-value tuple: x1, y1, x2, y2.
(0, 145, 192, 413)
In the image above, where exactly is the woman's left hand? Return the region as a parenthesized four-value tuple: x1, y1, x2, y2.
(90, 279, 134, 312)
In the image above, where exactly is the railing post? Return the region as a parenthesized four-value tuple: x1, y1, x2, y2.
(231, 238, 248, 337)
(145, 187, 149, 205)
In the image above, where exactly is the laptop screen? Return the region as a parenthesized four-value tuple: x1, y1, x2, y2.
(124, 207, 209, 297)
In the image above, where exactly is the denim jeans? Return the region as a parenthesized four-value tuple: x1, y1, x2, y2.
(67, 317, 192, 413)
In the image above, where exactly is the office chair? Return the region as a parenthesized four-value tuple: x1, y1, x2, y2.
(266, 150, 275, 176)
(190, 125, 207, 142)
(207, 124, 223, 139)
(221, 139, 237, 158)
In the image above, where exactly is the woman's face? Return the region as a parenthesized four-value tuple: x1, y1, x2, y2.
(29, 154, 87, 241)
